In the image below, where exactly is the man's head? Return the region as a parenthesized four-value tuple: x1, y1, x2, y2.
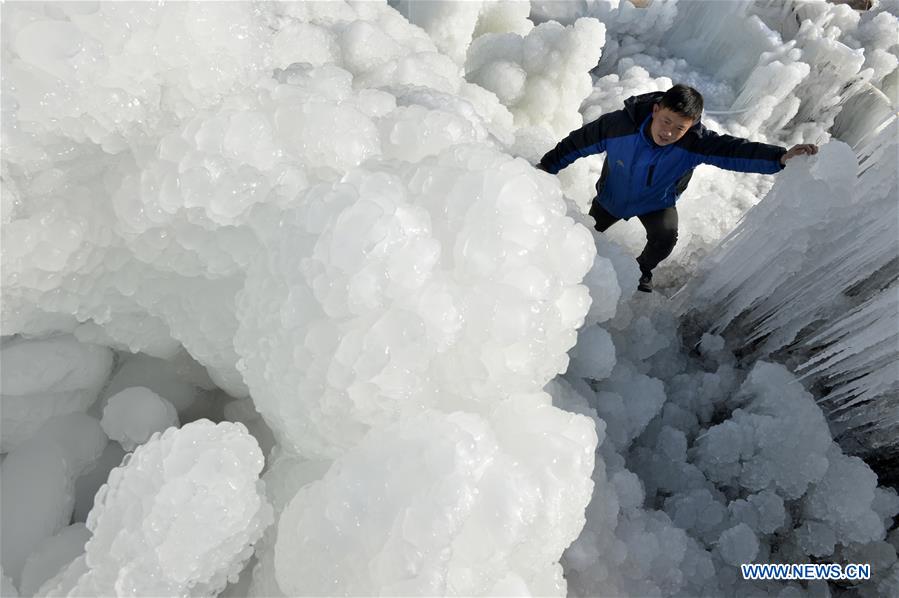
(650, 84, 703, 146)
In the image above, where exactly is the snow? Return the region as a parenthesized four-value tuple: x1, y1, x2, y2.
(1, 0, 898, 597)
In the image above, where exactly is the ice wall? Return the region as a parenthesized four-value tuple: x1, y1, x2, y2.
(678, 119, 899, 475)
(1, 2, 605, 596)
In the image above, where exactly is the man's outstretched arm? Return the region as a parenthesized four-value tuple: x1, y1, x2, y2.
(689, 128, 789, 174)
(537, 113, 623, 174)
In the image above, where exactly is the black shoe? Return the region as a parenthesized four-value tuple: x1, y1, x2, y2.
(637, 273, 653, 293)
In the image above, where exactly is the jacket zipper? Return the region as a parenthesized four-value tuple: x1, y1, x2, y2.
(646, 164, 655, 187)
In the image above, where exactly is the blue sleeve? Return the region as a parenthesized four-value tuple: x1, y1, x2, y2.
(538, 113, 620, 174)
(691, 127, 787, 174)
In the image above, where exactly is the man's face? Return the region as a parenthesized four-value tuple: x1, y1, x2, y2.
(650, 104, 694, 146)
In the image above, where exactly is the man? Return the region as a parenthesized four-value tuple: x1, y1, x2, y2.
(537, 84, 817, 293)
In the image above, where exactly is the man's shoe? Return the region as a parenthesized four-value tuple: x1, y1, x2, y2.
(637, 273, 653, 293)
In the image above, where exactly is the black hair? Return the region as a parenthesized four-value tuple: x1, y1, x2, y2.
(659, 84, 704, 122)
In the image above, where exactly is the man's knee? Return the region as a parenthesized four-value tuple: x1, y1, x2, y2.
(652, 226, 678, 247)
(643, 209, 678, 247)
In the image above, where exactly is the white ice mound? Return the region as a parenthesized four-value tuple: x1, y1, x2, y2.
(0, 335, 113, 453)
(694, 362, 831, 500)
(466, 17, 605, 139)
(274, 397, 596, 596)
(39, 420, 272, 597)
(100, 386, 179, 451)
(236, 148, 596, 458)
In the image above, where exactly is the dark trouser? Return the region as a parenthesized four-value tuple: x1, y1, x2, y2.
(589, 201, 678, 276)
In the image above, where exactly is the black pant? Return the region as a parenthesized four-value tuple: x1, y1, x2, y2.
(589, 201, 678, 275)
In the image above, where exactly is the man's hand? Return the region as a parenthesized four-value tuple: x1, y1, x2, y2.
(780, 144, 819, 165)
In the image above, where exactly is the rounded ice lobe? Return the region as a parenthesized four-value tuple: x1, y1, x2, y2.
(100, 386, 180, 451)
(236, 149, 596, 457)
(693, 362, 832, 499)
(466, 17, 605, 138)
(716, 523, 759, 566)
(1, 414, 106, 587)
(274, 400, 595, 596)
(1, 336, 113, 453)
(41, 420, 272, 597)
(20, 524, 91, 597)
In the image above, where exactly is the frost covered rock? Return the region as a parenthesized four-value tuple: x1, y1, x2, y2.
(100, 386, 179, 451)
(0, 335, 112, 453)
(39, 420, 271, 597)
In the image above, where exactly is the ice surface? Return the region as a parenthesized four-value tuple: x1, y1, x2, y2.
(2, 0, 898, 596)
(0, 414, 106, 586)
(1, 571, 18, 598)
(39, 420, 271, 597)
(100, 386, 179, 451)
(274, 400, 595, 596)
(717, 523, 759, 567)
(71, 441, 126, 524)
(680, 121, 898, 457)
(391, 0, 483, 64)
(236, 150, 595, 458)
(0, 335, 112, 453)
(97, 351, 214, 415)
(466, 17, 605, 139)
(695, 363, 832, 499)
(19, 524, 90, 597)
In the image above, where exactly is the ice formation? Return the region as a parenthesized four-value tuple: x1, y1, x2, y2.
(679, 121, 899, 465)
(1, 414, 106, 587)
(2, 0, 898, 597)
(37, 420, 271, 597)
(0, 335, 112, 453)
(100, 386, 179, 451)
(19, 524, 91, 597)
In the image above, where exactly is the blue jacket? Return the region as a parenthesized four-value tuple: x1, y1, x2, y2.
(538, 92, 787, 219)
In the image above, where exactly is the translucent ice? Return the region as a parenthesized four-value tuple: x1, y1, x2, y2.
(100, 386, 180, 451)
(274, 400, 595, 596)
(20, 524, 91, 597)
(681, 122, 898, 458)
(0, 335, 112, 453)
(40, 420, 272, 597)
(1, 414, 106, 585)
